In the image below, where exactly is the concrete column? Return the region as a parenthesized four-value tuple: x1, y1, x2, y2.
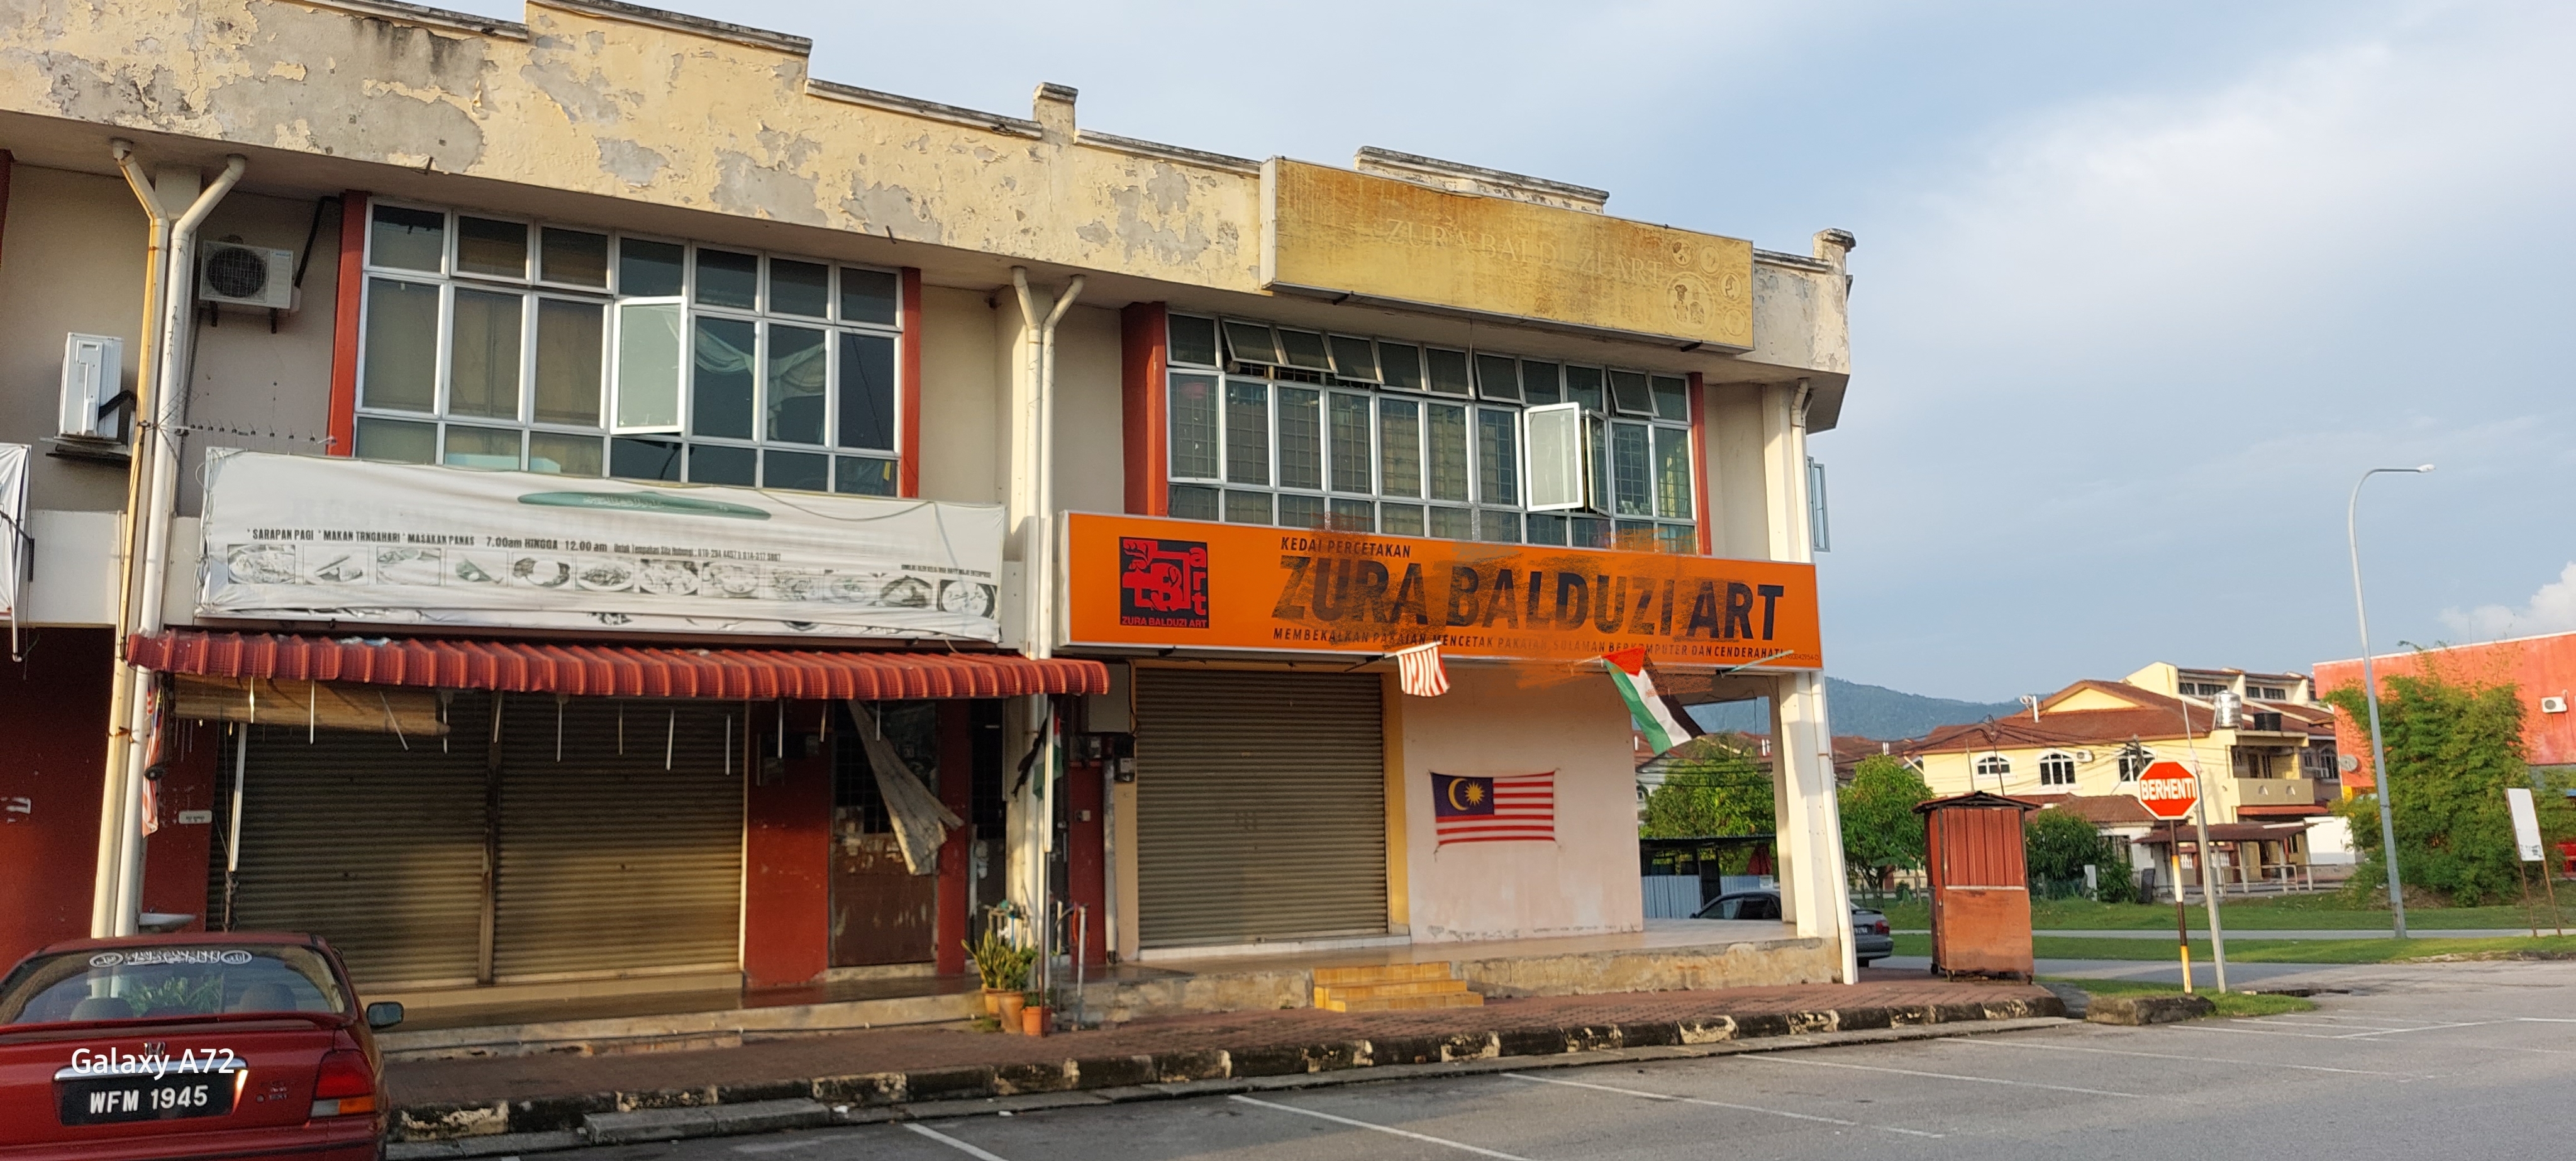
(1760, 377, 1857, 983)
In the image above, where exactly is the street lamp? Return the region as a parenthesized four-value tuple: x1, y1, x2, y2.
(2347, 464, 2433, 939)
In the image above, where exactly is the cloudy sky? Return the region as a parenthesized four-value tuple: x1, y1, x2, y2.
(454, 0, 2575, 699)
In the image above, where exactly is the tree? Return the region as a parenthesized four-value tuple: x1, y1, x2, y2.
(1641, 733, 1774, 839)
(2024, 808, 2106, 885)
(2324, 663, 2576, 906)
(1839, 755, 1932, 886)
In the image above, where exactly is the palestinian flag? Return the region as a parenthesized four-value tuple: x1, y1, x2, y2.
(1604, 647, 1702, 755)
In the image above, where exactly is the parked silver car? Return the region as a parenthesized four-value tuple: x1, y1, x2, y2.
(1693, 889, 1896, 965)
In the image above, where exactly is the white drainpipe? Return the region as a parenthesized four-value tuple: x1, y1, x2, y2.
(93, 142, 246, 936)
(1008, 267, 1083, 986)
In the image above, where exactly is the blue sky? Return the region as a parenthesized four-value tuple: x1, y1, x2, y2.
(450, 0, 2576, 699)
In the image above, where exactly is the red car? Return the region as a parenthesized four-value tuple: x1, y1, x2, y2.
(0, 933, 402, 1159)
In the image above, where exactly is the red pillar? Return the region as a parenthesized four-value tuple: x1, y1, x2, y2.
(934, 702, 973, 975)
(1065, 758, 1107, 966)
(0, 628, 112, 963)
(741, 703, 830, 989)
(140, 718, 218, 931)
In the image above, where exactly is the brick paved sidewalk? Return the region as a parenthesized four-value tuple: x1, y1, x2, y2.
(391, 972, 2050, 1111)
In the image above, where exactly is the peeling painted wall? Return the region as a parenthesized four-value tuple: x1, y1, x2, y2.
(0, 165, 145, 513)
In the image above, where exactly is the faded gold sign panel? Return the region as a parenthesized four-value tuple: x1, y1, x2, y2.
(1261, 159, 1755, 350)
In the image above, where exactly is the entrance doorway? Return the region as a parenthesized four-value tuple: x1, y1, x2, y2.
(830, 701, 941, 967)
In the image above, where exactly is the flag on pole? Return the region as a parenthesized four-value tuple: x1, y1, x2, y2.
(1432, 771, 1555, 845)
(1393, 641, 1448, 697)
(1603, 646, 1702, 755)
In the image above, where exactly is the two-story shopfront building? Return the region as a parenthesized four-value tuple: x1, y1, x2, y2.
(0, 0, 1862, 1018)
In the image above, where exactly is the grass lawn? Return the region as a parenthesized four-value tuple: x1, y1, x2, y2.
(2044, 975, 2315, 1018)
(1875, 892, 2576, 933)
(1892, 931, 2576, 964)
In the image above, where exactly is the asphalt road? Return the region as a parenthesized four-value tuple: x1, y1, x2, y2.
(577, 959, 2576, 1160)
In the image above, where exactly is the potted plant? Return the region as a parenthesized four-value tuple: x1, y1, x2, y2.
(1020, 992, 1048, 1037)
(964, 925, 1036, 1025)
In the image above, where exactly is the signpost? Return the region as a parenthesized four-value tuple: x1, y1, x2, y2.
(2138, 762, 2202, 993)
(2506, 788, 2563, 938)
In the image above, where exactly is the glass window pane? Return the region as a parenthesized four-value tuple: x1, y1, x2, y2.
(1615, 519, 1660, 551)
(694, 248, 758, 309)
(1167, 373, 1218, 479)
(533, 298, 604, 426)
(765, 449, 830, 492)
(528, 432, 603, 477)
(1612, 421, 1652, 516)
(1526, 513, 1567, 546)
(443, 424, 520, 469)
(1379, 342, 1424, 391)
(1224, 381, 1269, 486)
(839, 268, 899, 326)
(613, 301, 683, 430)
(1428, 506, 1472, 540)
(353, 417, 435, 463)
(691, 316, 757, 438)
(1168, 315, 1219, 367)
(689, 443, 757, 485)
(1329, 498, 1374, 531)
(369, 205, 445, 272)
(1475, 407, 1518, 507)
(1169, 484, 1221, 521)
(1572, 515, 1612, 549)
(619, 239, 685, 297)
(770, 258, 830, 318)
(447, 288, 523, 419)
(1609, 369, 1653, 415)
(767, 325, 828, 445)
(360, 279, 439, 413)
(1474, 353, 1520, 401)
(1426, 348, 1472, 395)
(1654, 426, 1693, 519)
(455, 216, 527, 279)
(1328, 393, 1372, 493)
(1478, 509, 1521, 543)
(1658, 524, 1696, 555)
(539, 228, 608, 286)
(1380, 503, 1424, 537)
(1328, 335, 1377, 381)
(836, 331, 897, 451)
(1522, 361, 1562, 406)
(609, 436, 683, 481)
(1565, 365, 1606, 412)
(1651, 374, 1690, 421)
(1426, 403, 1469, 503)
(1586, 414, 1610, 510)
(1223, 490, 1273, 525)
(1278, 494, 1326, 529)
(835, 455, 897, 496)
(1221, 321, 1280, 364)
(1278, 328, 1331, 370)
(1277, 387, 1321, 491)
(1378, 398, 1421, 497)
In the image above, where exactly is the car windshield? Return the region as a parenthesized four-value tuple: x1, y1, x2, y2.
(0, 945, 348, 1026)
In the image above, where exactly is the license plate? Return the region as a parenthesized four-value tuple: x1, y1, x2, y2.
(57, 1073, 236, 1125)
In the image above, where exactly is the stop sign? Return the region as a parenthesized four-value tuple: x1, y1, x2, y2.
(2136, 760, 2199, 820)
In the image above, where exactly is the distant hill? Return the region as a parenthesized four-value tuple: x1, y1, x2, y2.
(1687, 677, 2023, 742)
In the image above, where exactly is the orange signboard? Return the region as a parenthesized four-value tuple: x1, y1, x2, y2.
(1061, 513, 1821, 668)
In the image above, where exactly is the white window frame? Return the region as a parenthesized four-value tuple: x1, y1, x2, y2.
(2038, 752, 2077, 787)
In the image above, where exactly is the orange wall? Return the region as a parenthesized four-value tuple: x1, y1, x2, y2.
(2314, 631, 2576, 787)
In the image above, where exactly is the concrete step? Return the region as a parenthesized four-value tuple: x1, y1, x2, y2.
(1317, 989, 1486, 1013)
(1311, 962, 1457, 987)
(1314, 978, 1476, 1004)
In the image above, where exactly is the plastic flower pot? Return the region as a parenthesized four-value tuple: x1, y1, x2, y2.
(1022, 1004, 1050, 1037)
(996, 990, 1026, 1033)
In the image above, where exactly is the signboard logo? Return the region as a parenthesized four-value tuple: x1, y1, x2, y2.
(1118, 538, 1210, 628)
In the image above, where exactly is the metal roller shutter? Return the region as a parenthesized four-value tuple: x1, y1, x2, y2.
(230, 696, 491, 990)
(491, 698, 744, 981)
(1134, 670, 1386, 948)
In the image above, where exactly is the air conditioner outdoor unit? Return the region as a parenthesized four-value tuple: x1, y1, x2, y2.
(2544, 696, 2569, 714)
(58, 332, 128, 443)
(197, 242, 297, 310)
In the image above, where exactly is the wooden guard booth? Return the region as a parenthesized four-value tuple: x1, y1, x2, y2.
(1915, 792, 2040, 980)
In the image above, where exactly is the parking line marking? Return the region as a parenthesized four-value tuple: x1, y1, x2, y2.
(1740, 1053, 2144, 1097)
(1228, 1094, 1533, 1160)
(1944, 1036, 2423, 1077)
(902, 1123, 1015, 1161)
(1502, 1072, 1942, 1138)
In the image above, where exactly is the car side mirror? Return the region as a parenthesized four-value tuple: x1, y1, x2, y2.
(364, 1001, 404, 1030)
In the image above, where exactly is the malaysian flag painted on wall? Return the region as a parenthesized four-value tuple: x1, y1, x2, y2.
(1431, 772, 1555, 845)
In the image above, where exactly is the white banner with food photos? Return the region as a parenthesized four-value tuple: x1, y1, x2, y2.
(196, 449, 1002, 640)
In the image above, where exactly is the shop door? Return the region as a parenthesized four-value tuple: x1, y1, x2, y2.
(1133, 670, 1387, 949)
(831, 702, 940, 967)
(228, 696, 492, 990)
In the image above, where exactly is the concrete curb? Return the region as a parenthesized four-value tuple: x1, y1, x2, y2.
(387, 996, 2063, 1154)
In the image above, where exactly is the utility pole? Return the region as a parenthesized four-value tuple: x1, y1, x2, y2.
(2348, 465, 2433, 939)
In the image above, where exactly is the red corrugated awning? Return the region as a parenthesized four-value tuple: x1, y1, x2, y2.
(129, 631, 1108, 701)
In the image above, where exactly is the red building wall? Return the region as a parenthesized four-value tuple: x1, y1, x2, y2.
(0, 629, 113, 965)
(741, 703, 831, 989)
(2314, 630, 2576, 789)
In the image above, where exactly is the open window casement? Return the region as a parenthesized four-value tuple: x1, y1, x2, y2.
(609, 297, 685, 433)
(1523, 403, 1585, 511)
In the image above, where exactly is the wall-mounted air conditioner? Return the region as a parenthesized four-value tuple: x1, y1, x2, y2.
(59, 333, 128, 443)
(197, 242, 297, 310)
(2544, 696, 2568, 714)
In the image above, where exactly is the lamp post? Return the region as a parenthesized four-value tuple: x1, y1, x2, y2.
(2347, 464, 2433, 939)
